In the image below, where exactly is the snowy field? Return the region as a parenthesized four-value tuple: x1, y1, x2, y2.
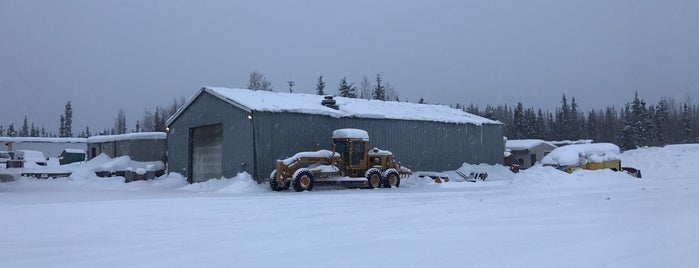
(1, 145, 698, 267)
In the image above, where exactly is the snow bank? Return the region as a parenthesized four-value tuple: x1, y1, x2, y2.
(541, 143, 620, 166)
(178, 172, 267, 193)
(621, 144, 699, 179)
(82, 153, 165, 172)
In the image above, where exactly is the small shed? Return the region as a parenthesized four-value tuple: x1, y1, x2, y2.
(505, 139, 557, 169)
(86, 132, 167, 162)
(59, 149, 86, 165)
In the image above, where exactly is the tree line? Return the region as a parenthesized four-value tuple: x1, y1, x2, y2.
(462, 92, 697, 150)
(248, 71, 400, 101)
(1, 72, 696, 151)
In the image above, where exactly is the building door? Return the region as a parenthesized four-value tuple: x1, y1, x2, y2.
(190, 124, 223, 183)
(530, 153, 537, 167)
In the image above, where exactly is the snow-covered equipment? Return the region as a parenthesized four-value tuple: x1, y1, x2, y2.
(541, 143, 642, 178)
(269, 128, 412, 191)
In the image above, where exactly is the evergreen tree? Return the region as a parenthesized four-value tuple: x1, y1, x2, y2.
(154, 108, 166, 132)
(373, 74, 386, 101)
(19, 116, 29, 137)
(418, 98, 425, 104)
(512, 102, 525, 139)
(586, 110, 600, 142)
(620, 104, 636, 150)
(63, 101, 73, 137)
(30, 123, 38, 137)
(337, 77, 357, 98)
(654, 99, 668, 146)
(84, 126, 91, 138)
(0, 125, 4, 136)
(59, 115, 66, 137)
(523, 107, 537, 138)
(681, 103, 693, 143)
(315, 75, 326, 95)
(7, 123, 16, 137)
(569, 97, 580, 140)
(40, 126, 46, 137)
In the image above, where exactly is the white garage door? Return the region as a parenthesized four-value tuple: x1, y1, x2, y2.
(191, 124, 223, 182)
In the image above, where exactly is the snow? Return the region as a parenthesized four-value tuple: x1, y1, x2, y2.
(331, 128, 370, 140)
(541, 143, 621, 166)
(63, 148, 86, 153)
(1, 144, 699, 267)
(86, 132, 166, 143)
(172, 87, 500, 125)
(0, 137, 87, 143)
(368, 147, 393, 155)
(280, 149, 339, 165)
(81, 153, 165, 172)
(506, 139, 555, 150)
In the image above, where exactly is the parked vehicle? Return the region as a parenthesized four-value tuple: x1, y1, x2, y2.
(0, 151, 11, 164)
(14, 150, 48, 166)
(270, 129, 412, 192)
(541, 143, 641, 178)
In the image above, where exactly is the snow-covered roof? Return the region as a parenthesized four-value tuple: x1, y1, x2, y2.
(541, 143, 621, 166)
(63, 149, 86, 154)
(167, 87, 501, 126)
(0, 137, 87, 143)
(332, 129, 370, 140)
(87, 132, 166, 143)
(506, 139, 556, 151)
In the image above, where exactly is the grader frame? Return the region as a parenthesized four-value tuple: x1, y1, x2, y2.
(270, 129, 412, 192)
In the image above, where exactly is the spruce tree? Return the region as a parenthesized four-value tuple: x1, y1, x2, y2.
(654, 99, 668, 146)
(620, 104, 636, 150)
(20, 116, 29, 137)
(337, 77, 357, 98)
(681, 103, 693, 143)
(373, 74, 386, 101)
(315, 75, 326, 95)
(0, 125, 4, 137)
(64, 101, 73, 137)
(59, 115, 66, 137)
(7, 123, 16, 137)
(512, 102, 525, 139)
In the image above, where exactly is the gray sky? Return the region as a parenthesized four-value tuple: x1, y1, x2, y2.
(2, 0, 699, 134)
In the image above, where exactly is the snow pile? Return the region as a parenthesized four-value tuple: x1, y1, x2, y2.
(621, 144, 699, 178)
(81, 153, 165, 172)
(509, 165, 637, 188)
(281, 150, 338, 165)
(541, 143, 620, 166)
(178, 172, 267, 193)
(506, 139, 555, 150)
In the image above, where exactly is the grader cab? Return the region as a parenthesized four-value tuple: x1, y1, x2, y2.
(270, 128, 412, 192)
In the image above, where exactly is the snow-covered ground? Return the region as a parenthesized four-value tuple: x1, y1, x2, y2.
(1, 145, 698, 267)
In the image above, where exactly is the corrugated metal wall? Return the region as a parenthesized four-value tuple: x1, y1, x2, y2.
(167, 92, 255, 180)
(253, 112, 339, 178)
(338, 117, 503, 172)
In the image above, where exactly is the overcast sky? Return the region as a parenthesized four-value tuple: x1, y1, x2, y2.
(2, 0, 699, 134)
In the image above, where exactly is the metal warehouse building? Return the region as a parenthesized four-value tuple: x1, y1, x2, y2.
(166, 87, 504, 183)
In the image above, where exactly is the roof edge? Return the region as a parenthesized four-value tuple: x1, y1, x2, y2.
(166, 87, 254, 127)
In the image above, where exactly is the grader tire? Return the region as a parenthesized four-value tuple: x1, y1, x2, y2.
(382, 170, 400, 188)
(292, 169, 315, 192)
(269, 170, 290, 191)
(365, 169, 382, 189)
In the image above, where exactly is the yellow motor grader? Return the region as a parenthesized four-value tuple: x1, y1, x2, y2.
(269, 128, 412, 192)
